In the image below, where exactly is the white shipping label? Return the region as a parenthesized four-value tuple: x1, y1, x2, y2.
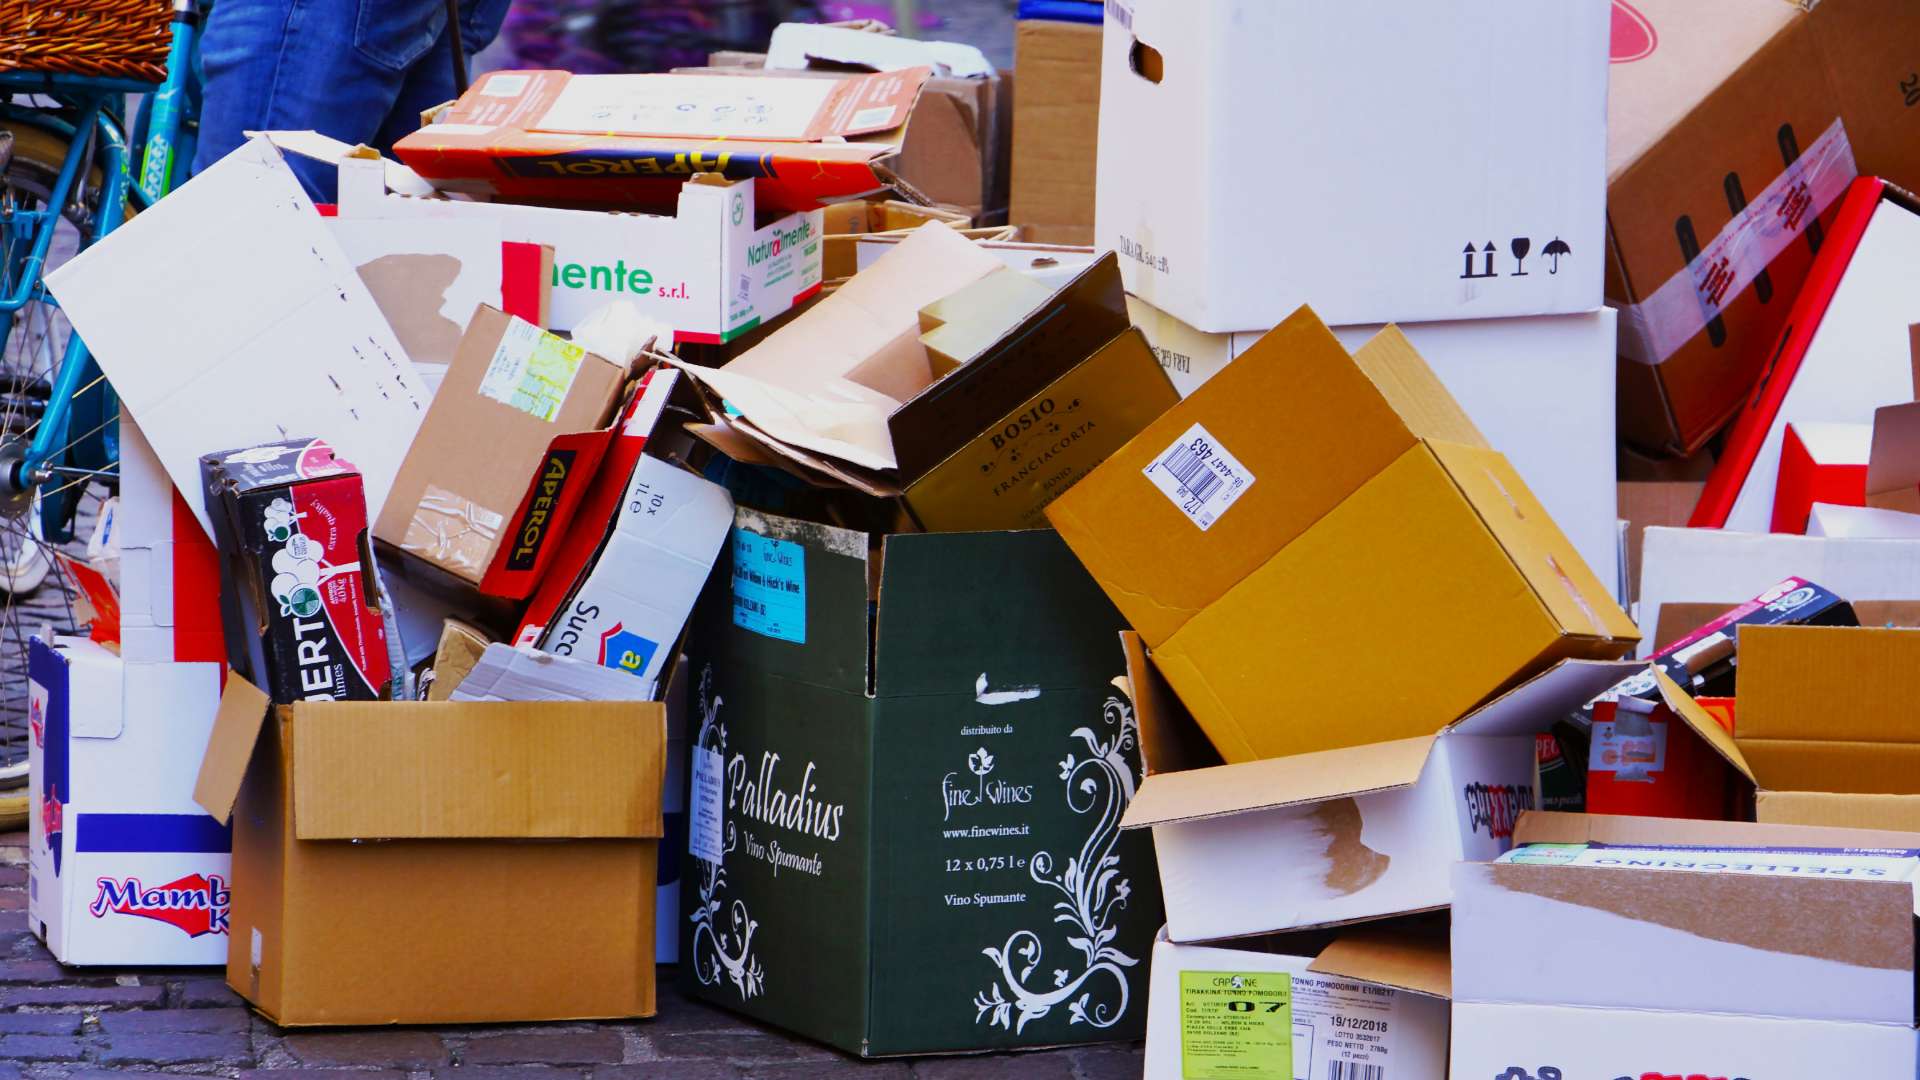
(1143, 423, 1255, 531)
(478, 316, 586, 421)
(689, 746, 726, 866)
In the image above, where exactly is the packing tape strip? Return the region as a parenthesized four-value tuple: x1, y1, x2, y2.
(1614, 118, 1857, 367)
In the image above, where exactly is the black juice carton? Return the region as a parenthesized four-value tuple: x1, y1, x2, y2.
(201, 439, 390, 703)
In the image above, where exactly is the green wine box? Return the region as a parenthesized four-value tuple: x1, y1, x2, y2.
(680, 508, 1162, 1056)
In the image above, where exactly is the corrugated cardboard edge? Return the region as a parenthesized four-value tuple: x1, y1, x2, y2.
(1120, 631, 1221, 778)
(194, 676, 272, 825)
(1515, 809, 1920, 851)
(1120, 735, 1435, 830)
(1349, 326, 1489, 450)
(1757, 790, 1920, 832)
(1308, 927, 1451, 1000)
(1653, 668, 1757, 782)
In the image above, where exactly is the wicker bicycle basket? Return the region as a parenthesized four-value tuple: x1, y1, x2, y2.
(0, 1, 172, 82)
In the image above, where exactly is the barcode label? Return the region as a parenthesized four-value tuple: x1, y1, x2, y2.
(1143, 423, 1255, 531)
(1328, 1064, 1383, 1080)
(850, 105, 898, 130)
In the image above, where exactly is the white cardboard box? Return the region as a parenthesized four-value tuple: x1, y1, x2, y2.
(1809, 501, 1920, 538)
(1096, 0, 1608, 332)
(1144, 931, 1449, 1080)
(1451, 814, 1920, 1078)
(1123, 655, 1637, 943)
(271, 132, 825, 344)
(532, 457, 732, 695)
(116, 418, 224, 667)
(46, 136, 432, 538)
(1127, 298, 1621, 597)
(27, 637, 228, 965)
(1638, 526, 1920, 654)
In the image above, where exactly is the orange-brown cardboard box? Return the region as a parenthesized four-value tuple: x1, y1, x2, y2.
(193, 679, 664, 1025)
(1047, 307, 1639, 764)
(373, 306, 626, 595)
(1008, 19, 1100, 245)
(1661, 621, 1920, 833)
(1610, 0, 1920, 454)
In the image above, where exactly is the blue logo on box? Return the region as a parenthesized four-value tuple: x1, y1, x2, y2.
(598, 625, 659, 678)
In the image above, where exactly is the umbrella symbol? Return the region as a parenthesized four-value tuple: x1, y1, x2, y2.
(1543, 237, 1572, 274)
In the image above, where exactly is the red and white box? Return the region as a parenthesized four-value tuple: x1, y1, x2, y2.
(1696, 178, 1920, 531)
(1772, 420, 1870, 533)
(24, 418, 232, 966)
(28, 636, 227, 966)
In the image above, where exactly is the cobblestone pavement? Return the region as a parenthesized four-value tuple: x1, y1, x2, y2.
(0, 833, 1143, 1078)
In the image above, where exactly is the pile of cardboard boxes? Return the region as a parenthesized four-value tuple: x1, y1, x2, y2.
(21, 0, 1920, 1072)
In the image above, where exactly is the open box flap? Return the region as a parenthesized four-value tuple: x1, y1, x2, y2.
(1121, 735, 1436, 830)
(1445, 658, 1642, 738)
(1759, 790, 1920, 832)
(1349, 326, 1488, 450)
(1120, 632, 1221, 779)
(1867, 400, 1920, 513)
(664, 221, 1002, 472)
(254, 129, 435, 197)
(1308, 926, 1451, 1001)
(193, 676, 273, 825)
(1655, 668, 1758, 783)
(292, 699, 664, 840)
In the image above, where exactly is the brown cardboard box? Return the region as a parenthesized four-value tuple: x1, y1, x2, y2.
(1009, 20, 1101, 245)
(373, 306, 625, 589)
(1665, 619, 1920, 831)
(675, 228, 1177, 531)
(193, 679, 664, 1025)
(1611, 0, 1920, 454)
(1047, 307, 1639, 764)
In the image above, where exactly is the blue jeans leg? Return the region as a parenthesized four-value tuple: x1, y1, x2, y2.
(193, 0, 509, 201)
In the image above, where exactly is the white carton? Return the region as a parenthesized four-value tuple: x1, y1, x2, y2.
(534, 458, 733, 694)
(1144, 931, 1449, 1080)
(271, 132, 825, 343)
(27, 637, 227, 965)
(1123, 655, 1638, 943)
(1638, 526, 1920, 655)
(1451, 814, 1920, 1078)
(116, 417, 224, 667)
(1127, 299, 1621, 590)
(46, 136, 432, 538)
(1096, 0, 1608, 332)
(1809, 502, 1920, 538)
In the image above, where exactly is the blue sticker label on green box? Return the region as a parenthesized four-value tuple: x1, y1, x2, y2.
(732, 528, 806, 643)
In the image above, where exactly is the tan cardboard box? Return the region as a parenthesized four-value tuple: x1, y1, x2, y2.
(675, 230, 1177, 532)
(194, 679, 664, 1025)
(1048, 307, 1638, 763)
(1009, 20, 1101, 245)
(1610, 0, 1920, 453)
(1664, 620, 1920, 831)
(373, 306, 624, 588)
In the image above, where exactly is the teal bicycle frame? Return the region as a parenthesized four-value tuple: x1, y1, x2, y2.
(0, 0, 201, 541)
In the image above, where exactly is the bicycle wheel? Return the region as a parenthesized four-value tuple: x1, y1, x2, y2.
(0, 121, 116, 794)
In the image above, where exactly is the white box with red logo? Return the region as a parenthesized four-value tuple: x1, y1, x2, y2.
(1123, 659, 1637, 942)
(27, 636, 228, 966)
(1451, 812, 1920, 1078)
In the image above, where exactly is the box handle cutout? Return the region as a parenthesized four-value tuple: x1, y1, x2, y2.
(1129, 38, 1163, 84)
